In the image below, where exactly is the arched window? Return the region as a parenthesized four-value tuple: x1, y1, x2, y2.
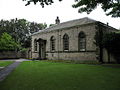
(78, 32, 86, 51)
(63, 34, 69, 51)
(34, 39, 37, 51)
(50, 36, 55, 51)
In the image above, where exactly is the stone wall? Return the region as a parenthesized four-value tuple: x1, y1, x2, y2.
(0, 51, 20, 59)
(103, 48, 116, 63)
(0, 48, 32, 59)
(46, 52, 97, 61)
(31, 23, 97, 61)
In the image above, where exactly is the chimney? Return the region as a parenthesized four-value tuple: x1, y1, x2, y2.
(55, 16, 60, 24)
(107, 22, 109, 26)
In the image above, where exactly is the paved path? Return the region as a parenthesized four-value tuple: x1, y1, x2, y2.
(0, 59, 29, 82)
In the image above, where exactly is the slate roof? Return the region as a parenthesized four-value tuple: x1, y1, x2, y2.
(32, 17, 97, 36)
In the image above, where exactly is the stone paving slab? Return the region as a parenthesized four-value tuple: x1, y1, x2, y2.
(0, 67, 4, 69)
(0, 60, 22, 82)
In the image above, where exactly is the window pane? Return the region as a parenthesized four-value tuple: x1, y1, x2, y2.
(34, 40, 37, 51)
(51, 36, 55, 51)
(79, 32, 86, 51)
(63, 34, 69, 50)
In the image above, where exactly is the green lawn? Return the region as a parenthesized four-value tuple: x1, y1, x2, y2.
(0, 61, 14, 67)
(0, 61, 120, 90)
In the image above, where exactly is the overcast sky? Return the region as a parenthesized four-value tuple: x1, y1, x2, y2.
(0, 0, 120, 29)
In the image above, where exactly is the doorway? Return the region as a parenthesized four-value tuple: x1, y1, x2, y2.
(37, 38, 46, 60)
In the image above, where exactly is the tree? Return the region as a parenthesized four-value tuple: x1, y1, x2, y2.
(94, 23, 104, 63)
(95, 26, 120, 64)
(0, 19, 29, 47)
(23, 0, 120, 17)
(102, 32, 120, 63)
(23, 0, 62, 7)
(22, 36, 31, 48)
(0, 18, 47, 48)
(0, 20, 12, 36)
(73, 0, 120, 17)
(49, 24, 55, 27)
(29, 22, 47, 34)
(0, 33, 20, 51)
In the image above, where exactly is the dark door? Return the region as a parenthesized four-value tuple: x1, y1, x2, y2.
(39, 41, 46, 60)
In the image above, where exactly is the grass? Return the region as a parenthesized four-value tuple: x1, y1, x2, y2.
(0, 61, 120, 90)
(0, 61, 14, 67)
(44, 60, 100, 64)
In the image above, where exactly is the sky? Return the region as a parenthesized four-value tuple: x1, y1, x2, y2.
(0, 0, 120, 29)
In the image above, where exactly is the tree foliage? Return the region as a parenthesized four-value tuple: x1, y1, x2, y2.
(23, 0, 120, 17)
(23, 0, 62, 7)
(29, 22, 47, 33)
(0, 18, 47, 48)
(49, 24, 55, 27)
(0, 33, 20, 51)
(73, 0, 120, 17)
(94, 23, 104, 63)
(102, 32, 120, 63)
(95, 29, 120, 63)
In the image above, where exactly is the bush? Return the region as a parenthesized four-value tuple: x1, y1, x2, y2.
(0, 32, 21, 51)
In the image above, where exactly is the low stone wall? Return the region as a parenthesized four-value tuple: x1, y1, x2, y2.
(0, 51, 20, 59)
(20, 49, 32, 59)
(103, 48, 116, 63)
(0, 49, 32, 59)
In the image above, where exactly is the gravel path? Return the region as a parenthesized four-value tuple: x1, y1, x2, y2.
(0, 59, 25, 82)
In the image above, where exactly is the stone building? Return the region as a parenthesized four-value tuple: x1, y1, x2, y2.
(31, 17, 117, 62)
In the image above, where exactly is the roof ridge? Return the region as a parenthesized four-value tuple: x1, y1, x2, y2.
(59, 17, 96, 25)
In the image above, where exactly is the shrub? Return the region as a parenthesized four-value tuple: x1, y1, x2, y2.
(0, 32, 21, 51)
